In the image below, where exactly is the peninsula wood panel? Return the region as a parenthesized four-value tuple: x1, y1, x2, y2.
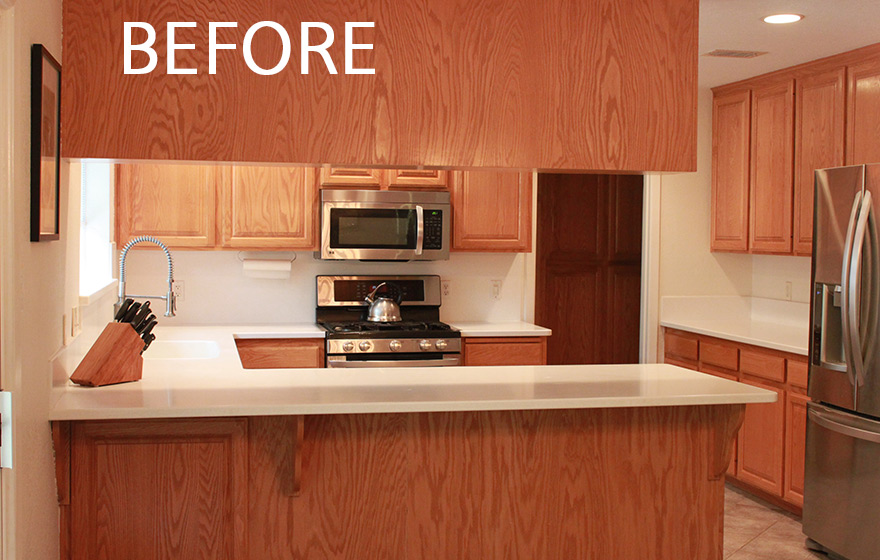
(711, 91, 751, 251)
(61, 0, 698, 172)
(749, 80, 794, 254)
(69, 419, 248, 560)
(116, 163, 217, 248)
(219, 166, 319, 249)
(847, 58, 880, 165)
(451, 170, 532, 252)
(234, 338, 325, 369)
(794, 68, 846, 255)
(462, 337, 547, 366)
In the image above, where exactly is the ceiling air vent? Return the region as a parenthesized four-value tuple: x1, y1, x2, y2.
(703, 49, 768, 59)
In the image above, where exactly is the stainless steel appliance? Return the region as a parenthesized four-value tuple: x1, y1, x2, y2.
(804, 164, 880, 560)
(316, 275, 461, 368)
(320, 189, 450, 261)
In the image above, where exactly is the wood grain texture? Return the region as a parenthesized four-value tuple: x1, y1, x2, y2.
(234, 338, 324, 369)
(116, 163, 217, 248)
(451, 170, 531, 252)
(462, 337, 547, 366)
(665, 330, 699, 361)
(219, 165, 319, 249)
(70, 419, 248, 560)
(794, 68, 846, 256)
(53, 421, 72, 560)
(319, 167, 384, 189)
(386, 169, 448, 190)
(847, 57, 880, 165)
(740, 349, 786, 383)
(699, 366, 740, 477)
(69, 323, 144, 387)
(736, 378, 786, 497)
(61, 0, 698, 172)
(749, 80, 794, 254)
(700, 340, 739, 371)
(784, 392, 810, 508)
(787, 357, 809, 390)
(711, 90, 751, 252)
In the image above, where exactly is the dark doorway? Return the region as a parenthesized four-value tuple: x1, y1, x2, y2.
(535, 174, 643, 365)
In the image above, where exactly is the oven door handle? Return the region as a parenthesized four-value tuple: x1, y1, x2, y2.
(327, 356, 461, 368)
(415, 205, 424, 256)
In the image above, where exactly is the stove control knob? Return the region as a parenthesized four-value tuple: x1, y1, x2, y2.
(419, 339, 433, 351)
(358, 341, 373, 352)
(342, 341, 355, 352)
(389, 340, 403, 352)
(435, 339, 448, 351)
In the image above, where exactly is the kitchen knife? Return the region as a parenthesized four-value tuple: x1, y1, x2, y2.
(114, 298, 134, 322)
(121, 302, 141, 324)
(135, 314, 156, 334)
(141, 333, 156, 354)
(140, 319, 157, 339)
(129, 304, 151, 330)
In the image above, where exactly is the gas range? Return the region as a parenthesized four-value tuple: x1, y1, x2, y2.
(316, 275, 461, 368)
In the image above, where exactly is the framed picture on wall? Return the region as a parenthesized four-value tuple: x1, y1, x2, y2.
(31, 44, 61, 242)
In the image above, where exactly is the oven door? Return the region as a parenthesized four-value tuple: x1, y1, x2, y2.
(327, 355, 462, 368)
(321, 201, 449, 261)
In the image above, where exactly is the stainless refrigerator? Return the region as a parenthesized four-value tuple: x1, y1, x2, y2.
(805, 164, 880, 560)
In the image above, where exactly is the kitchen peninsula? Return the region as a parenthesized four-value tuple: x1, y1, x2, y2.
(50, 326, 774, 560)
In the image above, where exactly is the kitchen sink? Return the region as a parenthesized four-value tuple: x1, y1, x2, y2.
(143, 340, 220, 360)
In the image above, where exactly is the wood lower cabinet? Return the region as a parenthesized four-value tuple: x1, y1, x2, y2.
(116, 163, 218, 248)
(451, 170, 532, 252)
(219, 166, 319, 249)
(663, 328, 809, 512)
(234, 338, 325, 369)
(711, 90, 751, 252)
(462, 337, 547, 366)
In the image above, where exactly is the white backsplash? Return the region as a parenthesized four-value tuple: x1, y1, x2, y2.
(120, 250, 532, 326)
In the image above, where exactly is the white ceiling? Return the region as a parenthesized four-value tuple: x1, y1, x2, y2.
(700, 0, 880, 88)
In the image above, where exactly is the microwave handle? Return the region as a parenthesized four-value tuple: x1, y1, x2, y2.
(415, 205, 424, 255)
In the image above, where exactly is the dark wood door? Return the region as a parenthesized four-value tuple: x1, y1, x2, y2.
(536, 174, 643, 364)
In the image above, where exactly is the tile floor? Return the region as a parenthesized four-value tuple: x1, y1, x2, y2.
(724, 485, 826, 559)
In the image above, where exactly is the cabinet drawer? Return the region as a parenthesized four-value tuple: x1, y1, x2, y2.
(235, 339, 325, 369)
(787, 359, 808, 390)
(700, 341, 739, 371)
(463, 338, 546, 366)
(665, 332, 698, 361)
(741, 350, 786, 383)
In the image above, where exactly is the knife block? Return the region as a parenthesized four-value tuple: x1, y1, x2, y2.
(70, 322, 144, 387)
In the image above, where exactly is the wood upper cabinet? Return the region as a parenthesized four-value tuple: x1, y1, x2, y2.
(711, 90, 751, 252)
(69, 419, 248, 560)
(794, 69, 846, 255)
(320, 167, 448, 190)
(847, 58, 880, 165)
(749, 80, 794, 254)
(462, 337, 547, 366)
(451, 170, 532, 252)
(219, 166, 319, 249)
(116, 163, 217, 248)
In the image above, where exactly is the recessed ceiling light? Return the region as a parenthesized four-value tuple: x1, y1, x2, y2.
(763, 13, 804, 24)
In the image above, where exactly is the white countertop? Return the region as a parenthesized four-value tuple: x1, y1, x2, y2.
(449, 322, 552, 337)
(660, 296, 810, 355)
(50, 326, 774, 421)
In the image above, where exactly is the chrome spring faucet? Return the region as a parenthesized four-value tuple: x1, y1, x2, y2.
(115, 235, 176, 318)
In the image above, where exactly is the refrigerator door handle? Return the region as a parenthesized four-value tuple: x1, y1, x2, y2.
(842, 192, 863, 387)
(810, 404, 880, 444)
(849, 190, 873, 387)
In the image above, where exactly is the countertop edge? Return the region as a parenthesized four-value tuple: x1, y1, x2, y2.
(660, 320, 808, 356)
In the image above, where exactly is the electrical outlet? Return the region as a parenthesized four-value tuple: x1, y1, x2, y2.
(71, 306, 82, 339)
(62, 313, 71, 346)
(442, 281, 451, 297)
(172, 280, 185, 301)
(491, 279, 502, 300)
(785, 281, 793, 301)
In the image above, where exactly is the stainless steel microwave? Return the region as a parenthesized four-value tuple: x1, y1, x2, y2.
(320, 189, 451, 261)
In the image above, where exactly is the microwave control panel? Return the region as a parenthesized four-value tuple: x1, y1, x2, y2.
(424, 210, 444, 250)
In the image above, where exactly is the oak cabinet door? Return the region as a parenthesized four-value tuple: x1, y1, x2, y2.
(463, 337, 547, 366)
(219, 166, 319, 249)
(794, 68, 846, 256)
(319, 167, 384, 189)
(737, 378, 785, 496)
(116, 163, 217, 248)
(784, 392, 810, 507)
(451, 170, 532, 252)
(711, 91, 751, 252)
(386, 169, 448, 190)
(749, 80, 794, 253)
(847, 59, 880, 165)
(70, 419, 248, 560)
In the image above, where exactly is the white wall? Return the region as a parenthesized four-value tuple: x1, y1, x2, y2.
(751, 254, 812, 303)
(0, 0, 69, 558)
(122, 250, 532, 326)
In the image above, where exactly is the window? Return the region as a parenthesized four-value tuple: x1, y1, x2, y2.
(79, 161, 114, 296)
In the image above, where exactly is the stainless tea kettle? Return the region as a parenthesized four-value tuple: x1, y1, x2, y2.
(365, 282, 402, 322)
